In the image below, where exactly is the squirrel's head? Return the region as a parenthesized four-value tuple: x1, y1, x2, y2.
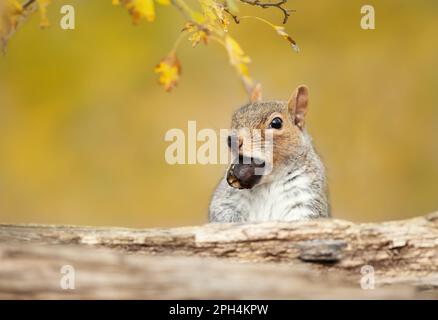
(226, 84, 310, 189)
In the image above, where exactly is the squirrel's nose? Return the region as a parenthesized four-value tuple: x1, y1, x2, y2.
(238, 155, 265, 168)
(234, 155, 264, 167)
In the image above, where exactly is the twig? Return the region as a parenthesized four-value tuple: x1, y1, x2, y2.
(224, 8, 240, 24)
(22, 0, 36, 9)
(238, 0, 294, 24)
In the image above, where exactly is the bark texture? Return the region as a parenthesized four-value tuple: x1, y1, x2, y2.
(0, 213, 437, 299)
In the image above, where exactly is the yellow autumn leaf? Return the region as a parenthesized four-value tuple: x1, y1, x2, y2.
(274, 26, 299, 52)
(156, 0, 170, 5)
(183, 22, 210, 47)
(154, 53, 182, 91)
(200, 0, 229, 31)
(225, 35, 251, 66)
(126, 0, 155, 24)
(0, 0, 24, 51)
(224, 35, 253, 88)
(112, 0, 120, 5)
(37, 0, 50, 28)
(6, 0, 23, 13)
(1, 0, 23, 29)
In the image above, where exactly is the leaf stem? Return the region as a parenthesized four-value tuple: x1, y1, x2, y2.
(170, 31, 187, 54)
(239, 15, 276, 29)
(171, 0, 196, 20)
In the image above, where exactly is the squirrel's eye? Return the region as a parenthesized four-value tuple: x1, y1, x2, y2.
(269, 117, 283, 129)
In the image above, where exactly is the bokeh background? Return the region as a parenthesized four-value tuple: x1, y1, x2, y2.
(0, 0, 437, 227)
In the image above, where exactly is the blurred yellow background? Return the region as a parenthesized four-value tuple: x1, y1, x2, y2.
(0, 0, 437, 227)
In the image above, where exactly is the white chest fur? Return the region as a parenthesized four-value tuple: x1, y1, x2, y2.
(245, 169, 316, 222)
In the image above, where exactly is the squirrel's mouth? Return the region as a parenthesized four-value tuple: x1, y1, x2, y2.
(226, 156, 265, 189)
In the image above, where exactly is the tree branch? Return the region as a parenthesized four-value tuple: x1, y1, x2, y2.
(238, 0, 294, 24)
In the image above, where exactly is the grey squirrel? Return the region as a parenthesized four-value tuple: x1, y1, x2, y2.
(209, 84, 330, 222)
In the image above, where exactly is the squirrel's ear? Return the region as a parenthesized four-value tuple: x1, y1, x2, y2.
(250, 83, 263, 103)
(288, 85, 309, 129)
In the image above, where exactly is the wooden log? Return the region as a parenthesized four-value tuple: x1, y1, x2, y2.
(0, 243, 434, 299)
(0, 212, 438, 298)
